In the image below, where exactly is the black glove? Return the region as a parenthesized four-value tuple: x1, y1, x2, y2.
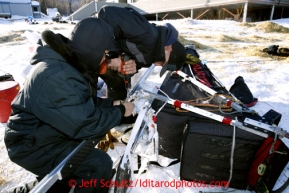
(120, 114, 138, 124)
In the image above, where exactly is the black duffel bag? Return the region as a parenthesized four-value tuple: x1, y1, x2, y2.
(180, 118, 264, 189)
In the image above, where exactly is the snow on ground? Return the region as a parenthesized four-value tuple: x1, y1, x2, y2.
(1, 16, 289, 193)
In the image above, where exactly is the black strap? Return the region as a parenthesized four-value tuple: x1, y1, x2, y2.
(133, 155, 147, 174)
(148, 159, 180, 167)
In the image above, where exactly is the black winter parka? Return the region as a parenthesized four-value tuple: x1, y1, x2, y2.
(4, 42, 123, 176)
(98, 6, 167, 69)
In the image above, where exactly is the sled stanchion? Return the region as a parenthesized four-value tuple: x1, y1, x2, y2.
(114, 63, 157, 193)
(114, 104, 151, 193)
(131, 121, 148, 153)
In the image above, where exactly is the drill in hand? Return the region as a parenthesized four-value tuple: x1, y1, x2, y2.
(120, 54, 132, 89)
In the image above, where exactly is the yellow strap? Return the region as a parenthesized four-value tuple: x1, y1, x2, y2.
(185, 54, 202, 64)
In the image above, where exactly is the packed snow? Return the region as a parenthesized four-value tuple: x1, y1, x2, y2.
(0, 15, 289, 193)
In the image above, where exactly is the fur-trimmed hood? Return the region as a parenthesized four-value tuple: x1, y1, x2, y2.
(35, 18, 116, 74)
(67, 18, 117, 72)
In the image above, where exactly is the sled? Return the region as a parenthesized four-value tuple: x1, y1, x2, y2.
(112, 54, 289, 192)
(30, 56, 289, 192)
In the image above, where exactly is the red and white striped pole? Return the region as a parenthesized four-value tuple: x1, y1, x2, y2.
(146, 88, 268, 138)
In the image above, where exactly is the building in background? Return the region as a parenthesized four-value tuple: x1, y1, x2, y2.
(69, 0, 289, 22)
(0, 0, 41, 18)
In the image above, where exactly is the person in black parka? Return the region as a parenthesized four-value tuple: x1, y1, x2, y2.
(98, 6, 187, 100)
(4, 18, 134, 193)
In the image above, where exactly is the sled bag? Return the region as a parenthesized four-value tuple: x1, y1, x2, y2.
(152, 73, 206, 159)
(180, 118, 265, 189)
(152, 63, 231, 159)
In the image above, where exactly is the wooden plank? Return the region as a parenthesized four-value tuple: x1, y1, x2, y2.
(195, 8, 211, 20)
(176, 12, 186, 18)
(162, 12, 169, 20)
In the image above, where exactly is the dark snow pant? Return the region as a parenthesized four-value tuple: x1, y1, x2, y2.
(100, 69, 127, 100)
(68, 148, 112, 193)
(7, 148, 112, 193)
